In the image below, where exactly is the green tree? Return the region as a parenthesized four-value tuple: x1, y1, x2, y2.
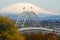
(0, 16, 24, 40)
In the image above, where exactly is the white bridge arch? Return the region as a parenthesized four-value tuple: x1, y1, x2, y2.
(15, 11, 53, 33)
(15, 11, 40, 28)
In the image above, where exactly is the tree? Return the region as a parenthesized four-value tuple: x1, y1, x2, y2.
(25, 32, 58, 40)
(44, 33, 58, 40)
(25, 33, 44, 40)
(57, 36, 60, 40)
(0, 16, 24, 40)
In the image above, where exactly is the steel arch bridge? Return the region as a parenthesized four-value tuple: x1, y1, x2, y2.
(15, 11, 53, 33)
(15, 11, 40, 28)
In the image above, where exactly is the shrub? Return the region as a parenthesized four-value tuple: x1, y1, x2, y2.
(25, 32, 58, 40)
(44, 33, 58, 40)
(0, 16, 24, 40)
(25, 33, 43, 40)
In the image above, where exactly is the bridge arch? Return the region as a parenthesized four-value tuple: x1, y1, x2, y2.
(15, 11, 40, 29)
(15, 11, 53, 34)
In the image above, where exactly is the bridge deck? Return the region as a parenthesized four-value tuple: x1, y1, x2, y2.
(19, 27, 53, 31)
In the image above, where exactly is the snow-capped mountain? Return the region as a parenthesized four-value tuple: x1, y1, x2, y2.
(0, 3, 57, 15)
(0, 3, 60, 21)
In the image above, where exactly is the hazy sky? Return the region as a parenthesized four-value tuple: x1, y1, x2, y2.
(0, 0, 60, 13)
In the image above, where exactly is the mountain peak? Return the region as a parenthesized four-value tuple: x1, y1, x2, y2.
(0, 3, 57, 15)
